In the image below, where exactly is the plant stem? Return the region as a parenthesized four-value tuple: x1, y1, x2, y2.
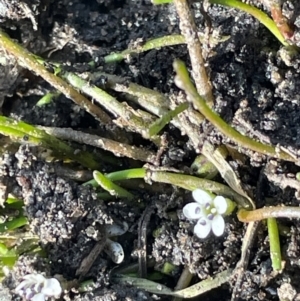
(90, 72, 170, 116)
(148, 103, 189, 136)
(93, 170, 134, 199)
(152, 0, 173, 4)
(232, 221, 259, 298)
(91, 72, 205, 149)
(83, 168, 147, 187)
(267, 218, 282, 271)
(39, 126, 157, 164)
(153, 0, 290, 45)
(104, 35, 185, 63)
(0, 116, 101, 169)
(173, 267, 193, 301)
(62, 71, 159, 143)
(107, 169, 147, 181)
(0, 30, 111, 124)
(103, 33, 228, 64)
(115, 269, 232, 298)
(92, 70, 189, 132)
(147, 169, 251, 208)
(173, 59, 296, 162)
(174, 0, 214, 107)
(238, 207, 300, 222)
(84, 167, 251, 208)
(210, 0, 289, 46)
(269, 1, 294, 40)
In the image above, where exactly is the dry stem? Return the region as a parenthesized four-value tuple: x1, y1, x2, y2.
(39, 126, 157, 164)
(173, 0, 214, 106)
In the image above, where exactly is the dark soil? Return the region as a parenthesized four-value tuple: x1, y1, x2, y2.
(1, 0, 300, 300)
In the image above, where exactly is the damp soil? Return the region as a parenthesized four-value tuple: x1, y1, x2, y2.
(1, 0, 300, 300)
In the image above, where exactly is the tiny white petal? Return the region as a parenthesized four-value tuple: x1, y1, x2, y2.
(212, 215, 225, 237)
(33, 282, 43, 293)
(41, 278, 62, 297)
(213, 196, 228, 215)
(16, 274, 44, 294)
(31, 293, 46, 301)
(194, 217, 212, 239)
(182, 202, 204, 220)
(15, 281, 30, 293)
(25, 287, 35, 299)
(192, 189, 213, 206)
(104, 238, 124, 264)
(23, 274, 45, 283)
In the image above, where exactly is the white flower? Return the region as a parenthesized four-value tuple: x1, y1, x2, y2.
(15, 274, 62, 301)
(183, 189, 228, 239)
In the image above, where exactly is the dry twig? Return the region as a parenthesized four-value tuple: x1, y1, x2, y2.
(173, 0, 214, 106)
(39, 126, 157, 164)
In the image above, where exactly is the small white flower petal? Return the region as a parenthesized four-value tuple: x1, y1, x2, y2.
(212, 215, 225, 237)
(31, 293, 46, 301)
(41, 278, 62, 298)
(192, 189, 213, 206)
(25, 287, 35, 299)
(15, 281, 30, 294)
(194, 217, 212, 239)
(15, 274, 45, 294)
(182, 202, 204, 220)
(104, 238, 124, 264)
(23, 274, 45, 283)
(213, 196, 228, 215)
(33, 282, 44, 294)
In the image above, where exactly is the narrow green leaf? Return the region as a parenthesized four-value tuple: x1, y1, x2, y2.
(93, 170, 134, 199)
(0, 217, 28, 233)
(267, 218, 282, 271)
